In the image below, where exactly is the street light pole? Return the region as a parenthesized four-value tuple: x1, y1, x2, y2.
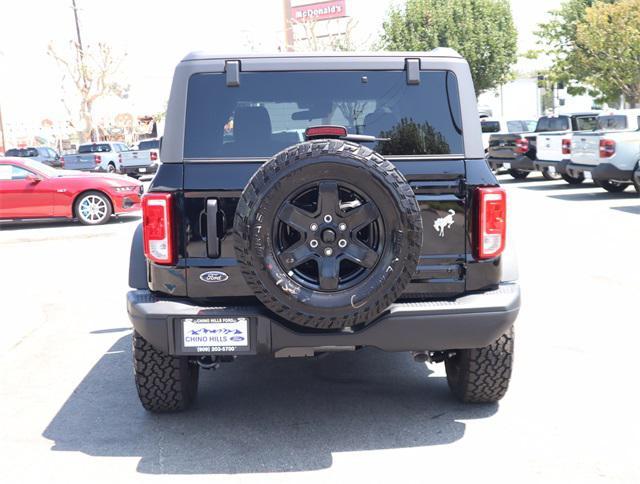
(0, 103, 6, 153)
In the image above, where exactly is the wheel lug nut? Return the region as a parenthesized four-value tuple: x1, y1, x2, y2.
(338, 223, 347, 231)
(324, 214, 333, 223)
(310, 223, 318, 231)
(310, 239, 318, 248)
(324, 247, 333, 256)
(338, 239, 347, 248)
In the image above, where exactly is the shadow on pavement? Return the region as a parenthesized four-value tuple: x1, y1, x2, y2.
(611, 205, 640, 215)
(497, 175, 545, 184)
(43, 335, 497, 475)
(0, 214, 140, 231)
(520, 182, 595, 191)
(549, 191, 639, 202)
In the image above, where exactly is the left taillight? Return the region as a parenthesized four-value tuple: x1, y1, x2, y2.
(515, 138, 529, 154)
(59, 156, 65, 167)
(150, 151, 158, 161)
(561, 138, 571, 155)
(477, 187, 506, 259)
(599, 139, 615, 158)
(142, 193, 175, 265)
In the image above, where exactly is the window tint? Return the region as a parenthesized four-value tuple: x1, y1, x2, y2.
(481, 121, 501, 133)
(574, 116, 597, 131)
(184, 70, 464, 158)
(78, 143, 112, 153)
(597, 115, 627, 130)
(506, 121, 524, 132)
(536, 116, 570, 132)
(138, 139, 160, 150)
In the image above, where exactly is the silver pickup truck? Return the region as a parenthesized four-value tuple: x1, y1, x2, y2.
(61, 142, 129, 173)
(119, 138, 161, 178)
(565, 110, 640, 193)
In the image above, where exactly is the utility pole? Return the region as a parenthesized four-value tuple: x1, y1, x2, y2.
(282, 0, 294, 51)
(0, 104, 6, 153)
(71, 0, 89, 91)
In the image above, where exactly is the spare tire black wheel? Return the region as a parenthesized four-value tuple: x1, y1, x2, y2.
(234, 140, 423, 329)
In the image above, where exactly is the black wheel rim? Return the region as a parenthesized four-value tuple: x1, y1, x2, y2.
(273, 180, 384, 291)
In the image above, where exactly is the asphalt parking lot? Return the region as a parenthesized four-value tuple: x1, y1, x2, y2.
(1, 175, 639, 483)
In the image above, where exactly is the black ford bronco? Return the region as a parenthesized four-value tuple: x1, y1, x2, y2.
(127, 50, 520, 412)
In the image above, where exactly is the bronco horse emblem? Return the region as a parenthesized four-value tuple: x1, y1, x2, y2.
(433, 209, 455, 237)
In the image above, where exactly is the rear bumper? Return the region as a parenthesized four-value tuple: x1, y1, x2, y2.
(565, 162, 633, 181)
(126, 282, 521, 356)
(122, 164, 159, 177)
(487, 155, 534, 171)
(533, 159, 561, 171)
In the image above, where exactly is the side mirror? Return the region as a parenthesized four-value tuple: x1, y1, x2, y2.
(26, 173, 42, 183)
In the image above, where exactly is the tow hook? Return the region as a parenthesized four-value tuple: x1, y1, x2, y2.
(412, 351, 452, 363)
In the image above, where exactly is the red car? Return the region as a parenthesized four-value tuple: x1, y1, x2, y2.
(0, 157, 143, 225)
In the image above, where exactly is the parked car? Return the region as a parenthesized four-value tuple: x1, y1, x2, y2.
(0, 157, 142, 225)
(480, 118, 536, 152)
(126, 50, 520, 412)
(120, 138, 161, 178)
(565, 110, 640, 193)
(4, 146, 62, 168)
(61, 141, 129, 173)
(533, 128, 598, 185)
(487, 112, 599, 180)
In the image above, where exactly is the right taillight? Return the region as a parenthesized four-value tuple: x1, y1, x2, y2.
(150, 151, 158, 161)
(477, 187, 506, 259)
(94, 154, 102, 164)
(515, 138, 529, 154)
(599, 139, 615, 158)
(142, 193, 175, 265)
(562, 138, 571, 155)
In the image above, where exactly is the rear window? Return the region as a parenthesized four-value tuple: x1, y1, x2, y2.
(481, 121, 500, 133)
(597, 115, 627, 130)
(574, 116, 597, 131)
(184, 70, 464, 158)
(138, 139, 160, 150)
(78, 143, 112, 153)
(535, 116, 570, 132)
(5, 148, 39, 157)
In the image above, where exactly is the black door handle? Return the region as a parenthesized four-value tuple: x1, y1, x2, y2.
(206, 199, 219, 258)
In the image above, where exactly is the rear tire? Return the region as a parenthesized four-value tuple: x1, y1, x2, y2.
(561, 173, 585, 185)
(445, 327, 514, 403)
(593, 179, 630, 193)
(133, 331, 199, 412)
(508, 169, 529, 180)
(107, 163, 116, 173)
(541, 167, 562, 180)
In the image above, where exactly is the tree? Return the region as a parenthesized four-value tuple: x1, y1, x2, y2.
(379, 0, 517, 94)
(534, 0, 617, 103)
(574, 0, 640, 105)
(48, 41, 128, 142)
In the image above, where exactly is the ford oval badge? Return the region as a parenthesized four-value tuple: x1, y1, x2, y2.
(200, 271, 229, 283)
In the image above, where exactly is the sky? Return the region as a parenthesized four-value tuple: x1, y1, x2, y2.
(0, 0, 563, 135)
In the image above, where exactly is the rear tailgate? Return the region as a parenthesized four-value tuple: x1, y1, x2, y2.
(487, 134, 521, 160)
(571, 133, 601, 166)
(536, 133, 565, 162)
(120, 150, 154, 167)
(63, 154, 98, 171)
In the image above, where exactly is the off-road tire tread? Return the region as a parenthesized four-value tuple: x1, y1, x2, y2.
(445, 327, 514, 403)
(234, 139, 422, 329)
(132, 331, 198, 412)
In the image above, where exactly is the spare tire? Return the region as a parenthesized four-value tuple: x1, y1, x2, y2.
(234, 140, 423, 329)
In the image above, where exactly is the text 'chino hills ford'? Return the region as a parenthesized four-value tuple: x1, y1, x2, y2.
(126, 51, 520, 412)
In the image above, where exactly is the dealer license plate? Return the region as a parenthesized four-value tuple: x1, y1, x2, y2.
(182, 317, 249, 352)
(584, 171, 592, 180)
(503, 162, 511, 169)
(138, 167, 147, 173)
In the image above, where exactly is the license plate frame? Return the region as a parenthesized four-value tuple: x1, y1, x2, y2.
(138, 167, 147, 173)
(584, 171, 592, 180)
(503, 162, 511, 170)
(175, 317, 255, 355)
(548, 166, 556, 175)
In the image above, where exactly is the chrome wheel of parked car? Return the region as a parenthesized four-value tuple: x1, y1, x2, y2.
(75, 192, 112, 225)
(541, 167, 562, 181)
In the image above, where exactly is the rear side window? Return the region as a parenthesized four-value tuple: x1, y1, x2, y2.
(78, 143, 112, 153)
(481, 121, 501, 133)
(184, 70, 464, 158)
(536, 116, 570, 132)
(597, 115, 627, 130)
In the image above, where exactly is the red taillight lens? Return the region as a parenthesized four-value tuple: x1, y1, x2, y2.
(305, 125, 348, 139)
(94, 155, 102, 164)
(477, 187, 506, 259)
(150, 151, 158, 161)
(60, 156, 65, 167)
(142, 193, 175, 265)
(599, 139, 615, 158)
(562, 139, 571, 155)
(515, 138, 529, 154)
